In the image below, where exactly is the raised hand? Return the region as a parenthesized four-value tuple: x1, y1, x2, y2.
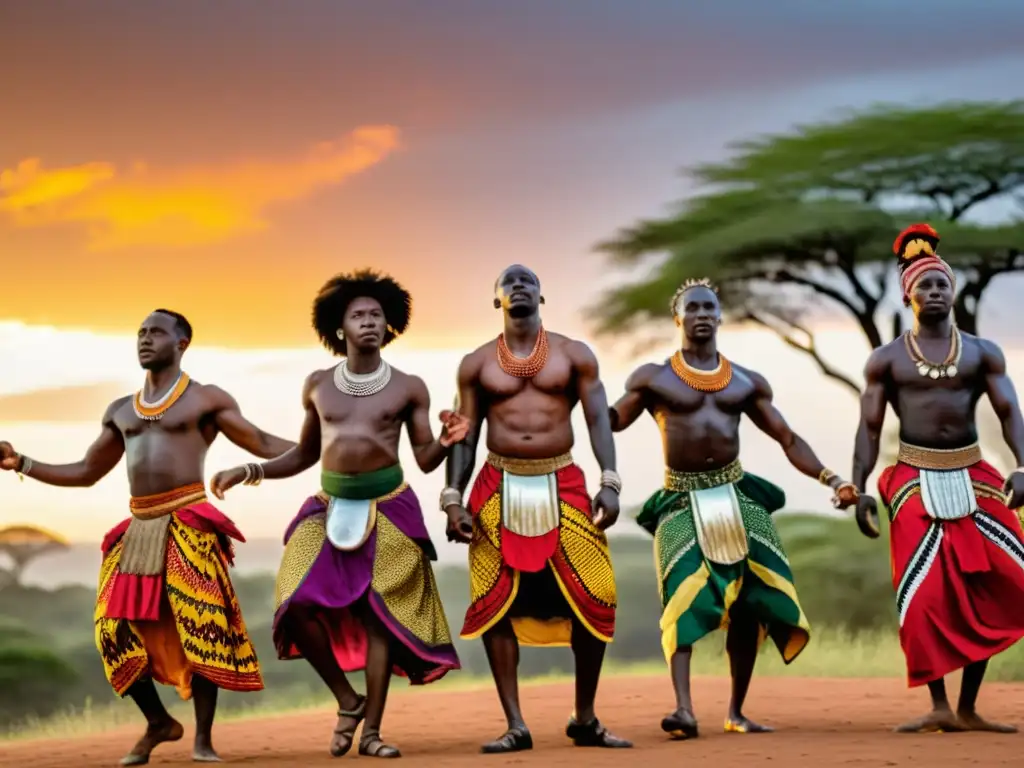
(0, 442, 18, 471)
(438, 410, 470, 447)
(210, 467, 247, 500)
(592, 486, 621, 530)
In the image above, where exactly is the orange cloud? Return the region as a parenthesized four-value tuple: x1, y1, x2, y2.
(0, 125, 400, 250)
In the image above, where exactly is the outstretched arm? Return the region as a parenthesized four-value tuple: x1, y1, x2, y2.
(852, 349, 889, 492)
(405, 376, 467, 473)
(982, 339, 1024, 467)
(208, 385, 296, 458)
(571, 341, 616, 473)
(744, 370, 845, 488)
(0, 399, 126, 487)
(210, 374, 322, 497)
(608, 363, 658, 433)
(445, 353, 485, 495)
(256, 374, 322, 480)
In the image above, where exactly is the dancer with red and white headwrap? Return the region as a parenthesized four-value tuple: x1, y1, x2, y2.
(843, 223, 1024, 733)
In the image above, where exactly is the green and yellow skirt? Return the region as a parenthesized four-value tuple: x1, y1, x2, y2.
(636, 460, 810, 665)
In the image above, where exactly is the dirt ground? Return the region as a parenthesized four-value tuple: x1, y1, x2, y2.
(3, 675, 1023, 767)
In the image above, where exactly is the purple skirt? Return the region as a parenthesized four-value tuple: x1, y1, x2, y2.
(272, 485, 460, 684)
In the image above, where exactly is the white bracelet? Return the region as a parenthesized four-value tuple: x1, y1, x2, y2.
(439, 487, 462, 511)
(600, 469, 622, 494)
(242, 463, 264, 486)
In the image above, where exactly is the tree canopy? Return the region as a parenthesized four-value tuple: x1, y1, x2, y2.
(0, 524, 69, 589)
(593, 100, 1024, 395)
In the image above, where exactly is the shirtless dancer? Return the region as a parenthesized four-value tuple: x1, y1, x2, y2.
(0, 309, 294, 765)
(443, 264, 631, 753)
(846, 224, 1024, 733)
(609, 278, 857, 738)
(212, 270, 468, 758)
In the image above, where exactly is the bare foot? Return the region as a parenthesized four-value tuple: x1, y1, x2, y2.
(661, 708, 699, 740)
(957, 711, 1018, 733)
(120, 718, 184, 765)
(894, 708, 965, 733)
(725, 714, 774, 734)
(192, 736, 222, 762)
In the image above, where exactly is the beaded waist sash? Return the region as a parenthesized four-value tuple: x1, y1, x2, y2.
(664, 460, 744, 493)
(122, 483, 208, 576)
(897, 442, 982, 471)
(129, 483, 207, 521)
(487, 451, 573, 477)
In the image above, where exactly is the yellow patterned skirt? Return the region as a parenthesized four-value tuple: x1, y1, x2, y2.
(94, 489, 262, 699)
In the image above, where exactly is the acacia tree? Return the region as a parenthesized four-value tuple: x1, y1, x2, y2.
(593, 101, 1024, 396)
(0, 525, 69, 589)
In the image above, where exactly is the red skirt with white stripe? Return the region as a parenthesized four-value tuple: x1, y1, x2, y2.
(879, 460, 1024, 687)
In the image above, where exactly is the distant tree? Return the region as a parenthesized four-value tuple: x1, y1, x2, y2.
(0, 525, 69, 589)
(593, 101, 1024, 396)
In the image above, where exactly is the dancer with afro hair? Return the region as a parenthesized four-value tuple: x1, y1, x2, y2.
(212, 269, 469, 758)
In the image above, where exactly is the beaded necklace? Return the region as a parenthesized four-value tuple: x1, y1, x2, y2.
(333, 360, 392, 397)
(670, 350, 733, 393)
(497, 327, 549, 378)
(133, 372, 191, 421)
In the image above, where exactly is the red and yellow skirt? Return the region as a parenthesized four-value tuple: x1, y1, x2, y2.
(94, 483, 263, 698)
(460, 452, 617, 646)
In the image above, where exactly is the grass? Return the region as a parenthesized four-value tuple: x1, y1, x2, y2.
(6, 627, 1024, 744)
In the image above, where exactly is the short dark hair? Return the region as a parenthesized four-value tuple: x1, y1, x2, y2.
(153, 308, 193, 341)
(312, 269, 412, 356)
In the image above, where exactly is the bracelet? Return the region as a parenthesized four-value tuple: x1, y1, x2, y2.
(242, 463, 264, 486)
(439, 486, 462, 511)
(600, 469, 622, 494)
(818, 468, 837, 487)
(15, 454, 31, 482)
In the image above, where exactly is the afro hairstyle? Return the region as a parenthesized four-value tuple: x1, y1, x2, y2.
(312, 269, 412, 357)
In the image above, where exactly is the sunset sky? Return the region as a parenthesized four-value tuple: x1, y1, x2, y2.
(3, 1, 1024, 553)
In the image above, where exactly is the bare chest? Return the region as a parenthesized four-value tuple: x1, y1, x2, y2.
(480, 355, 573, 399)
(117, 391, 208, 439)
(315, 381, 410, 429)
(649, 368, 752, 414)
(889, 343, 984, 391)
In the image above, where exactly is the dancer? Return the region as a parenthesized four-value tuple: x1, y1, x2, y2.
(609, 278, 857, 739)
(211, 270, 468, 759)
(0, 309, 294, 765)
(442, 264, 631, 753)
(846, 223, 1024, 733)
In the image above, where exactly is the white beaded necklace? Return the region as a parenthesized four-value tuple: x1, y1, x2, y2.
(333, 359, 392, 397)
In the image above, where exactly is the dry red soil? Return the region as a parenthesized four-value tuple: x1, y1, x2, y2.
(3, 675, 1023, 767)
